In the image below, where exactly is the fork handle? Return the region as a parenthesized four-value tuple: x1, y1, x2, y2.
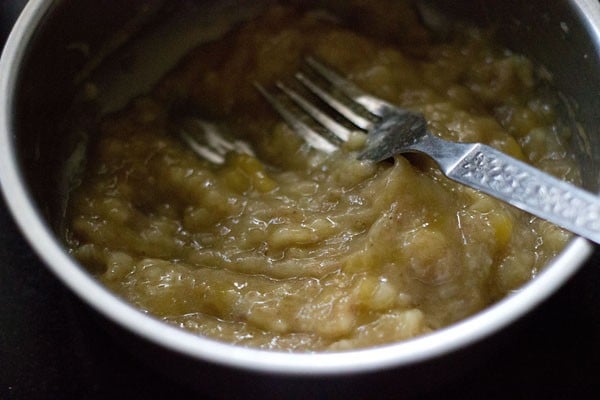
(423, 135, 600, 244)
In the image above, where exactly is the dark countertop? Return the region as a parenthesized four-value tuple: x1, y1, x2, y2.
(2, 3, 600, 399)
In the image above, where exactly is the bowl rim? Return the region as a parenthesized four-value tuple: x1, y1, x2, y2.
(0, 0, 598, 375)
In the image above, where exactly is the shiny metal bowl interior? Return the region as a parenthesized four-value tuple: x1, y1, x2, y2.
(1, 0, 600, 382)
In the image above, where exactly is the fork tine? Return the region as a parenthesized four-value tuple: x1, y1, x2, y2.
(179, 118, 255, 164)
(180, 129, 226, 164)
(276, 81, 351, 141)
(295, 71, 373, 131)
(254, 82, 338, 154)
(305, 57, 393, 117)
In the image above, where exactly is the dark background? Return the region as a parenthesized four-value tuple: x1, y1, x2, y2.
(2, 2, 600, 399)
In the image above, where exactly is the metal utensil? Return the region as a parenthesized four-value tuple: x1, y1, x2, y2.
(255, 57, 600, 244)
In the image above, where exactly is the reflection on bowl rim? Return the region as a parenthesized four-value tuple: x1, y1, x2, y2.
(0, 0, 596, 375)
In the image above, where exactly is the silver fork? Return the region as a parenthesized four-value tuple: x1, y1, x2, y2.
(255, 57, 600, 245)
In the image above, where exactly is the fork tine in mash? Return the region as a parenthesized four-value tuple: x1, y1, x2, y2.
(304, 57, 394, 117)
(276, 81, 352, 141)
(294, 71, 373, 130)
(256, 57, 402, 154)
(179, 118, 255, 164)
(254, 82, 338, 154)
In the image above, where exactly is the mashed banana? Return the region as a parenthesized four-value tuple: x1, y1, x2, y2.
(67, 2, 579, 351)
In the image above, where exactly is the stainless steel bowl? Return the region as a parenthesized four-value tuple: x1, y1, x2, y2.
(1, 0, 600, 397)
